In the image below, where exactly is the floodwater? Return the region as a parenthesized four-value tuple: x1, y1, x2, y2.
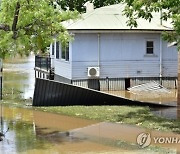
(105, 90, 179, 119)
(2, 105, 180, 153)
(3, 56, 35, 101)
(0, 56, 179, 153)
(105, 90, 177, 106)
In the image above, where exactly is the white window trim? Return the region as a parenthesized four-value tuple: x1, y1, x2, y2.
(144, 39, 157, 57)
(60, 42, 70, 62)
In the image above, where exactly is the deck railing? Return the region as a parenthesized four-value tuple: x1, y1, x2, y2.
(35, 55, 51, 71)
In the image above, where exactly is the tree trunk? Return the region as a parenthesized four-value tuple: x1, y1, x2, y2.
(12, 2, 20, 39)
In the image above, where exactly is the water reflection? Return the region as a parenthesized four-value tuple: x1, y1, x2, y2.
(3, 55, 35, 100)
(151, 107, 180, 120)
(0, 106, 129, 153)
(0, 107, 47, 153)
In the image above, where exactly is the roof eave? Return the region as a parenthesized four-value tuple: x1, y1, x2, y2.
(68, 29, 174, 34)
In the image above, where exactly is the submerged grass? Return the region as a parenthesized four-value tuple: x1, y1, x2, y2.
(34, 105, 180, 134)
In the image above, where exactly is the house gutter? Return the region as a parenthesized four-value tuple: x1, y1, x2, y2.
(98, 34, 100, 67)
(69, 29, 173, 34)
(160, 35, 163, 84)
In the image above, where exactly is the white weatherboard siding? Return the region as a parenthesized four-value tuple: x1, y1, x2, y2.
(162, 40, 178, 77)
(54, 60, 72, 79)
(72, 60, 160, 79)
(100, 33, 160, 61)
(162, 60, 178, 77)
(54, 42, 72, 80)
(71, 33, 177, 80)
(72, 34, 98, 62)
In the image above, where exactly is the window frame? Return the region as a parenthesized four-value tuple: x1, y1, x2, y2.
(52, 43, 54, 56)
(56, 42, 60, 59)
(146, 40, 154, 55)
(61, 42, 69, 61)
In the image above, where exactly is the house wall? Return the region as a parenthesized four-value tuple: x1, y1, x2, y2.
(162, 40, 178, 77)
(71, 33, 178, 80)
(51, 42, 73, 80)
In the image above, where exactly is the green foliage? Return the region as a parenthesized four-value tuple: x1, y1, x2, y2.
(57, 0, 122, 12)
(122, 0, 180, 47)
(0, 0, 79, 58)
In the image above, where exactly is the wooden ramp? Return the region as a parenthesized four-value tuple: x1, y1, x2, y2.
(33, 78, 175, 107)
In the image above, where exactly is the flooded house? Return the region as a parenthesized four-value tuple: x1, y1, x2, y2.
(35, 3, 178, 91)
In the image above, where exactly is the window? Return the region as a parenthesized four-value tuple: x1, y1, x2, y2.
(61, 42, 69, 61)
(146, 41, 154, 54)
(56, 42, 59, 59)
(52, 43, 54, 56)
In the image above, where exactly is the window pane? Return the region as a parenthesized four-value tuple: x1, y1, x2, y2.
(61, 44, 66, 59)
(61, 42, 69, 61)
(66, 45, 69, 61)
(52, 44, 54, 55)
(147, 41, 153, 48)
(146, 41, 154, 54)
(56, 42, 59, 59)
(147, 48, 153, 54)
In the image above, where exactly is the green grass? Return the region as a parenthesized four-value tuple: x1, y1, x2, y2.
(33, 105, 180, 133)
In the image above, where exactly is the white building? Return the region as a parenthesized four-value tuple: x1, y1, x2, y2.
(50, 3, 178, 90)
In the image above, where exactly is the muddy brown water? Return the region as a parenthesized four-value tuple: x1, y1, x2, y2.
(0, 56, 179, 153)
(105, 90, 177, 106)
(105, 90, 179, 119)
(1, 106, 180, 153)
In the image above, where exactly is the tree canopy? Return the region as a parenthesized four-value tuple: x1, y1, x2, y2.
(0, 0, 78, 58)
(122, 0, 180, 47)
(57, 0, 122, 12)
(0, 0, 179, 58)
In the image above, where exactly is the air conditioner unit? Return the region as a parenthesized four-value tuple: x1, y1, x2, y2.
(88, 67, 100, 78)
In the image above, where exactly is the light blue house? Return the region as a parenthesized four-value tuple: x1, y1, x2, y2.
(50, 3, 178, 90)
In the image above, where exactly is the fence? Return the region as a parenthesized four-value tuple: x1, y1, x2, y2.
(33, 78, 174, 107)
(35, 55, 51, 71)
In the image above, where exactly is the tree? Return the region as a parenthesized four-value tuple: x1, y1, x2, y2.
(57, 0, 122, 12)
(0, 0, 78, 58)
(122, 0, 179, 46)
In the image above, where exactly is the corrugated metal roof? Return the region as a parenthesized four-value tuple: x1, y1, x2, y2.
(63, 3, 173, 31)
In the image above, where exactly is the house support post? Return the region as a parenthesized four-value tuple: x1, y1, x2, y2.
(159, 35, 163, 85)
(178, 52, 180, 107)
